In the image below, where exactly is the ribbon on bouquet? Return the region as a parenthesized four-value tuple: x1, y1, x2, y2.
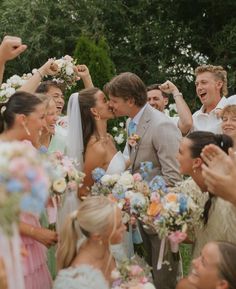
(47, 196, 60, 224)
(157, 238, 166, 270)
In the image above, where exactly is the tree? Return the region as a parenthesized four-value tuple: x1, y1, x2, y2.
(74, 36, 115, 89)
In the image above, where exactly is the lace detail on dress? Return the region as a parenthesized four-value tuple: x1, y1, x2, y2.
(53, 265, 109, 289)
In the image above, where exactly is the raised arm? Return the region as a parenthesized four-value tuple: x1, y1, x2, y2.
(74, 64, 94, 88)
(159, 80, 193, 135)
(0, 35, 27, 84)
(18, 59, 59, 93)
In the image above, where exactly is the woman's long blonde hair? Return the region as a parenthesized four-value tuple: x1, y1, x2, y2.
(56, 196, 117, 271)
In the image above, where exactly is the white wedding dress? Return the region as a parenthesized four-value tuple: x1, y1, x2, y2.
(106, 152, 135, 261)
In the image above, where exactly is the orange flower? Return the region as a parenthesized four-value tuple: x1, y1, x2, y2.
(147, 202, 162, 216)
(166, 193, 177, 203)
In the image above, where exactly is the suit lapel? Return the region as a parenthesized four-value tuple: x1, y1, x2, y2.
(130, 105, 152, 172)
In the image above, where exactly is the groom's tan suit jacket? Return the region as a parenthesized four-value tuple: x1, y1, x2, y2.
(128, 103, 182, 185)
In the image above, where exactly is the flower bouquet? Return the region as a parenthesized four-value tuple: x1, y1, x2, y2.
(111, 257, 155, 289)
(53, 55, 78, 89)
(44, 150, 85, 227)
(0, 73, 33, 103)
(91, 169, 149, 215)
(0, 141, 51, 289)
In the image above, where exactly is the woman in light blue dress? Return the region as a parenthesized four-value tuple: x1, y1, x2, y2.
(53, 196, 126, 289)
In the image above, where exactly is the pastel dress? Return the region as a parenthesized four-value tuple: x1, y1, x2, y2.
(105, 151, 135, 261)
(20, 212, 52, 289)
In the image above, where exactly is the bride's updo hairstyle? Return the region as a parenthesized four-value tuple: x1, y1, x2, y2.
(57, 196, 117, 271)
(0, 91, 43, 133)
(186, 131, 233, 225)
(78, 87, 101, 152)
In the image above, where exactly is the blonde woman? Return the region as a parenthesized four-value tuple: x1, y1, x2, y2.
(53, 196, 126, 289)
(221, 104, 236, 149)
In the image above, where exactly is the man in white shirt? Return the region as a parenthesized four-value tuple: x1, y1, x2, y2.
(192, 64, 228, 133)
(147, 81, 193, 135)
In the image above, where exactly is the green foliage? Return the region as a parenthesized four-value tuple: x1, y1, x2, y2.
(74, 35, 116, 89)
(0, 0, 236, 112)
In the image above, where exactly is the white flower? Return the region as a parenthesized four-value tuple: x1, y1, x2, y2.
(114, 134, 124, 144)
(101, 174, 120, 186)
(130, 192, 146, 207)
(169, 103, 177, 112)
(119, 122, 124, 127)
(111, 269, 121, 280)
(65, 65, 74, 76)
(118, 171, 134, 188)
(5, 87, 16, 97)
(125, 190, 135, 199)
(112, 127, 118, 132)
(52, 178, 67, 193)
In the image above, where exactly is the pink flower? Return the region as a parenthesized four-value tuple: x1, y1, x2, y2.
(168, 231, 187, 244)
(133, 173, 142, 182)
(140, 277, 148, 284)
(130, 265, 143, 276)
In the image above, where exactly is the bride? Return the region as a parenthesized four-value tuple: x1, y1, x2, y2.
(67, 87, 128, 198)
(66, 88, 134, 260)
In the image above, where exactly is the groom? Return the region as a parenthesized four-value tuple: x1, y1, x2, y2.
(105, 72, 182, 289)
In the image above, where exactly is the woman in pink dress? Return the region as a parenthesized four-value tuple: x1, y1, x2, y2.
(0, 91, 57, 289)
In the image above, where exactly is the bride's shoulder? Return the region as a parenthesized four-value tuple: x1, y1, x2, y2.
(86, 137, 106, 155)
(53, 265, 109, 289)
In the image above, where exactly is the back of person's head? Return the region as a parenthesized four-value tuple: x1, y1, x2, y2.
(0, 91, 43, 133)
(195, 64, 228, 97)
(36, 80, 64, 94)
(78, 87, 100, 151)
(216, 241, 236, 289)
(57, 196, 116, 271)
(104, 72, 147, 107)
(187, 131, 233, 158)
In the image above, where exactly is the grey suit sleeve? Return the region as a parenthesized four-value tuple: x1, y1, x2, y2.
(153, 120, 182, 186)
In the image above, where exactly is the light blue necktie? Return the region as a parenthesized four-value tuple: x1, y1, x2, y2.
(128, 120, 137, 136)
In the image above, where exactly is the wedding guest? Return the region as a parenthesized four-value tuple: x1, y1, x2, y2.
(177, 241, 236, 289)
(0, 35, 27, 84)
(54, 196, 126, 289)
(147, 80, 193, 135)
(221, 105, 236, 149)
(0, 91, 57, 289)
(192, 65, 228, 133)
(176, 131, 236, 259)
(201, 144, 236, 207)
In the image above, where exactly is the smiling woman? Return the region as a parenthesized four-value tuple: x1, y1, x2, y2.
(178, 241, 236, 289)
(0, 91, 46, 147)
(221, 105, 236, 150)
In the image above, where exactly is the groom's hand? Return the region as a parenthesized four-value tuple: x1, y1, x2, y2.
(0, 35, 27, 63)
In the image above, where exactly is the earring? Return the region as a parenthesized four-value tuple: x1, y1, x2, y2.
(193, 168, 196, 174)
(23, 122, 31, 136)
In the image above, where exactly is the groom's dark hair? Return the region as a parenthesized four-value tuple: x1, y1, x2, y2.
(104, 72, 147, 107)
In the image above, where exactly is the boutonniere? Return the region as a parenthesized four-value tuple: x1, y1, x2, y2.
(128, 133, 141, 147)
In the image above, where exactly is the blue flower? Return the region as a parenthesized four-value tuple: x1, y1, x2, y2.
(20, 195, 44, 215)
(140, 161, 153, 180)
(149, 175, 168, 193)
(38, 145, 48, 154)
(26, 169, 37, 181)
(92, 168, 106, 182)
(179, 193, 188, 213)
(6, 179, 23, 193)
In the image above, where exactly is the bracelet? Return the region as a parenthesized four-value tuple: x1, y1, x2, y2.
(173, 92, 183, 99)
